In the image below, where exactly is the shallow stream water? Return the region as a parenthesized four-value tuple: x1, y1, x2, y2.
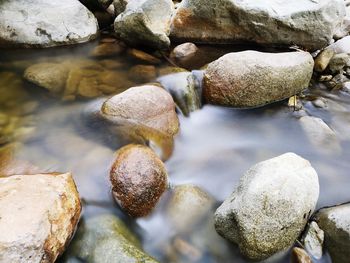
(0, 36, 349, 263)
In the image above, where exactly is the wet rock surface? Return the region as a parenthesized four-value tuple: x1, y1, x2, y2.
(214, 153, 319, 261)
(0, 173, 81, 263)
(170, 0, 345, 50)
(110, 144, 168, 217)
(203, 51, 314, 108)
(63, 214, 158, 263)
(101, 85, 179, 136)
(114, 0, 174, 49)
(314, 203, 350, 263)
(0, 0, 98, 47)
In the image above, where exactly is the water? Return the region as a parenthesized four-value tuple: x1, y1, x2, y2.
(0, 35, 349, 263)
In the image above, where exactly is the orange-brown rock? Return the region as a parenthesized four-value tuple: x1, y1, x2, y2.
(110, 144, 168, 217)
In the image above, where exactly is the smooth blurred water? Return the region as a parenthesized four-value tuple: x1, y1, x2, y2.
(0, 38, 349, 263)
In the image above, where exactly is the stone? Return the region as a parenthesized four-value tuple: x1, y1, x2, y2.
(342, 81, 350, 92)
(113, 0, 128, 16)
(114, 0, 174, 49)
(90, 42, 125, 57)
(203, 51, 314, 108)
(0, 173, 81, 262)
(101, 85, 179, 136)
(314, 203, 350, 263)
(167, 184, 214, 232)
(157, 72, 201, 116)
(328, 35, 350, 54)
(0, 0, 98, 47)
(314, 49, 335, 72)
(328, 53, 350, 73)
(299, 116, 341, 154)
(63, 214, 158, 263)
(170, 0, 345, 51)
(24, 63, 69, 93)
(128, 48, 161, 64)
(110, 144, 168, 217)
(302, 221, 324, 260)
(128, 65, 157, 83)
(170, 42, 199, 68)
(291, 247, 313, 263)
(214, 153, 319, 261)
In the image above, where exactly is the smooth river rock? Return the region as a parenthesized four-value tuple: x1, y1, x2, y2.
(114, 0, 174, 49)
(203, 51, 314, 108)
(0, 173, 81, 263)
(314, 203, 350, 263)
(170, 0, 345, 51)
(63, 214, 158, 263)
(110, 144, 168, 217)
(214, 153, 319, 261)
(101, 85, 179, 136)
(0, 0, 98, 47)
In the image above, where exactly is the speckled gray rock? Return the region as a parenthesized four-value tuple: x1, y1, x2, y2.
(314, 203, 350, 263)
(299, 116, 341, 155)
(157, 72, 201, 116)
(170, 0, 345, 51)
(203, 51, 314, 108)
(114, 0, 174, 49)
(0, 0, 98, 47)
(214, 153, 319, 261)
(302, 221, 324, 260)
(328, 53, 350, 73)
(63, 214, 158, 263)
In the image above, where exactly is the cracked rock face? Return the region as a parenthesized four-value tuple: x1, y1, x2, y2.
(0, 173, 81, 263)
(0, 0, 98, 48)
(170, 0, 345, 51)
(214, 153, 319, 261)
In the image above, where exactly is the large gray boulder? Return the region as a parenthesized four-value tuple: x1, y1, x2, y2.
(203, 51, 314, 108)
(214, 153, 319, 261)
(170, 0, 345, 51)
(0, 0, 98, 48)
(314, 203, 350, 263)
(114, 0, 174, 49)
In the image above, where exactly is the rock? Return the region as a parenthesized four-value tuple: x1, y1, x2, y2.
(0, 0, 98, 47)
(203, 51, 314, 108)
(314, 203, 350, 263)
(158, 66, 188, 76)
(170, 43, 199, 68)
(0, 173, 81, 262)
(114, 0, 174, 49)
(90, 42, 125, 57)
(128, 65, 157, 83)
(342, 81, 350, 92)
(101, 85, 179, 136)
(299, 116, 341, 154)
(157, 72, 201, 116)
(302, 221, 324, 260)
(170, 0, 345, 51)
(167, 184, 214, 232)
(24, 63, 69, 93)
(63, 214, 158, 263)
(291, 247, 313, 263)
(314, 49, 335, 72)
(128, 48, 161, 64)
(312, 98, 327, 109)
(113, 0, 128, 16)
(110, 144, 168, 217)
(328, 35, 350, 54)
(214, 153, 319, 261)
(328, 53, 350, 73)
